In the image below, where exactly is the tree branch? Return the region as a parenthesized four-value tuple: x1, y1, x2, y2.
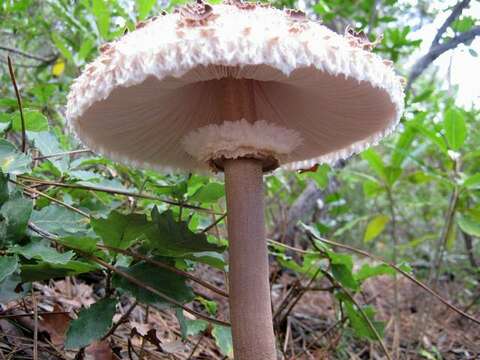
(406, 25, 480, 91)
(0, 45, 56, 63)
(431, 0, 471, 47)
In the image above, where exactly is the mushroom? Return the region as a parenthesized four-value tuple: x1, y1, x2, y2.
(66, 1, 404, 359)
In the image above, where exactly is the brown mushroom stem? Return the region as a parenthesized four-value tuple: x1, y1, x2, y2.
(224, 158, 277, 360)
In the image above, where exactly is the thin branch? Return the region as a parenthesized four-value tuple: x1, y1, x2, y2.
(407, 26, 480, 91)
(31, 289, 38, 360)
(431, 0, 471, 47)
(102, 300, 138, 340)
(12, 179, 90, 218)
(202, 213, 227, 233)
(0, 311, 70, 320)
(305, 232, 480, 326)
(18, 175, 219, 213)
(320, 269, 392, 360)
(33, 149, 92, 161)
(98, 244, 228, 298)
(0, 46, 55, 63)
(7, 56, 26, 152)
(87, 254, 230, 327)
(28, 223, 230, 327)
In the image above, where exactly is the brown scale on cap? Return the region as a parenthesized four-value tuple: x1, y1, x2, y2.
(345, 25, 383, 51)
(285, 9, 307, 21)
(224, 0, 257, 10)
(99, 43, 112, 53)
(177, 0, 217, 27)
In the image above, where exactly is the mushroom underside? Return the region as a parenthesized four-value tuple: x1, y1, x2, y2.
(73, 65, 397, 172)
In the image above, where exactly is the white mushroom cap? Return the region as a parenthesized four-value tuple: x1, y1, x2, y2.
(66, 0, 404, 173)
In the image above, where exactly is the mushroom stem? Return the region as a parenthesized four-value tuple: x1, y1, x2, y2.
(224, 158, 277, 360)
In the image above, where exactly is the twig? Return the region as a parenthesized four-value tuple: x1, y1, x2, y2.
(18, 175, 218, 213)
(187, 331, 206, 360)
(98, 244, 228, 298)
(407, 25, 480, 90)
(0, 46, 56, 63)
(7, 56, 26, 152)
(102, 300, 138, 340)
(320, 269, 392, 360)
(431, 0, 471, 47)
(28, 222, 231, 327)
(31, 289, 38, 360)
(84, 254, 230, 327)
(33, 149, 92, 160)
(305, 231, 480, 326)
(202, 213, 227, 233)
(0, 311, 69, 320)
(268, 238, 316, 255)
(12, 179, 89, 218)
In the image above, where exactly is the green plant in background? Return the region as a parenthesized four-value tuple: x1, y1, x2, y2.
(0, 0, 479, 358)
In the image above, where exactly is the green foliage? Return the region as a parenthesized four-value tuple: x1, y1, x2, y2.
(91, 211, 149, 250)
(145, 208, 225, 256)
(65, 298, 117, 349)
(112, 260, 195, 306)
(212, 325, 234, 358)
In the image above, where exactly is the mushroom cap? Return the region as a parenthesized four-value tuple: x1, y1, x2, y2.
(66, 1, 404, 172)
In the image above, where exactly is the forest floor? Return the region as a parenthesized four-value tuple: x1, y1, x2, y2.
(0, 265, 478, 360)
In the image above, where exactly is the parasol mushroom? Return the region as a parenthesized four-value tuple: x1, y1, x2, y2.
(66, 1, 404, 358)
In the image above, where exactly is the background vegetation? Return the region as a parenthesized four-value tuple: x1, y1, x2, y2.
(0, 0, 479, 359)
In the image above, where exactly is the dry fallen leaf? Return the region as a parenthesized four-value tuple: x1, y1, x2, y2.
(85, 340, 114, 360)
(39, 304, 71, 347)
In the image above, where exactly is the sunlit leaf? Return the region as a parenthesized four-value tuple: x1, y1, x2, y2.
(444, 108, 466, 150)
(212, 325, 233, 358)
(51, 58, 65, 77)
(364, 215, 389, 243)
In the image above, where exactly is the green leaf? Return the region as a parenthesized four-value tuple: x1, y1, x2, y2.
(444, 108, 466, 150)
(136, 0, 157, 20)
(0, 273, 30, 302)
(355, 263, 395, 282)
(0, 171, 9, 206)
(29, 132, 68, 173)
(332, 264, 358, 290)
(51, 33, 74, 62)
(112, 260, 195, 307)
(176, 308, 208, 339)
(363, 179, 384, 197)
(463, 173, 480, 190)
(9, 239, 74, 264)
(361, 149, 386, 180)
(20, 261, 99, 282)
(58, 236, 98, 254)
(92, 211, 149, 250)
(65, 298, 117, 349)
(212, 325, 233, 358)
(9, 109, 48, 132)
(186, 251, 226, 270)
(364, 215, 389, 243)
(30, 205, 89, 236)
(145, 208, 225, 256)
(344, 302, 384, 340)
(0, 195, 33, 242)
(190, 182, 224, 203)
(457, 215, 480, 237)
(0, 255, 19, 283)
(391, 126, 415, 168)
(0, 139, 31, 175)
(92, 0, 111, 39)
(305, 164, 330, 189)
